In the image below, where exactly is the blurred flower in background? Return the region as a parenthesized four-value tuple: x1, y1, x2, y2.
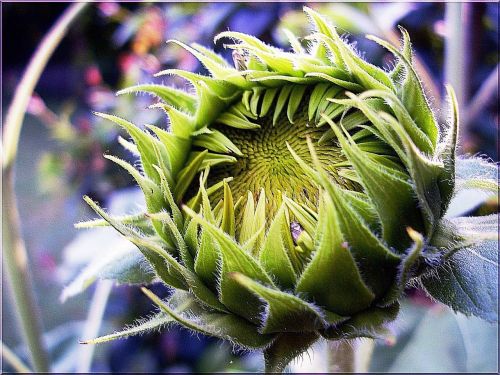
(2, 2, 498, 373)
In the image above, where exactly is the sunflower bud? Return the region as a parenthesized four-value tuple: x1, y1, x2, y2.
(78, 7, 498, 372)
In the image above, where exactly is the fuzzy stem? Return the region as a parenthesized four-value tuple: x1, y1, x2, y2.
(327, 340, 356, 373)
(2, 3, 89, 372)
(326, 339, 375, 373)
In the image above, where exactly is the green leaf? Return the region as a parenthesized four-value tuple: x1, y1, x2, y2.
(155, 69, 237, 99)
(308, 82, 330, 121)
(321, 303, 399, 340)
(282, 195, 317, 235)
(147, 125, 192, 179)
(282, 28, 304, 54)
(360, 90, 433, 153)
(142, 289, 274, 349)
(80, 312, 172, 344)
(174, 150, 208, 203)
(390, 25, 413, 81)
(378, 112, 443, 236)
(191, 42, 230, 66)
(117, 84, 197, 113)
(305, 72, 364, 92)
(151, 165, 183, 231)
(264, 331, 319, 373)
(83, 197, 188, 290)
(152, 102, 195, 140)
(252, 189, 267, 254)
(216, 111, 260, 130)
(258, 204, 297, 289)
(168, 40, 249, 89)
(146, 211, 193, 270)
(327, 118, 421, 249)
(296, 194, 375, 315)
(239, 191, 256, 244)
(304, 14, 395, 92)
(250, 87, 264, 116)
(94, 112, 162, 184)
(100, 156, 171, 244)
(367, 32, 438, 147)
(193, 129, 243, 156)
(184, 206, 274, 323)
(329, 96, 406, 161)
(380, 228, 424, 305)
(291, 137, 400, 298)
(221, 181, 235, 237)
(194, 227, 219, 287)
(287, 84, 307, 123)
(421, 234, 498, 322)
(232, 273, 343, 333)
(273, 85, 293, 126)
(184, 217, 199, 259)
(260, 87, 279, 117)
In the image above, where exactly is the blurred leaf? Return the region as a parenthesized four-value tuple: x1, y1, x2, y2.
(446, 157, 499, 217)
(368, 3, 417, 31)
(60, 228, 154, 302)
(453, 314, 498, 372)
(373, 302, 497, 372)
(385, 306, 467, 372)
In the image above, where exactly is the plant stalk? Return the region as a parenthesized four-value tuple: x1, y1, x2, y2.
(327, 339, 375, 373)
(445, 2, 472, 152)
(2, 3, 89, 372)
(1, 340, 33, 373)
(464, 64, 499, 128)
(2, 174, 50, 373)
(76, 280, 113, 372)
(327, 340, 355, 372)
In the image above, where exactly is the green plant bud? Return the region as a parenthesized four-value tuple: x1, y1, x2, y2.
(76, 7, 499, 372)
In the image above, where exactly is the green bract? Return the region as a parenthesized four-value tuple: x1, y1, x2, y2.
(75, 7, 498, 372)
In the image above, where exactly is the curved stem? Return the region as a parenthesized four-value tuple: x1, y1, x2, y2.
(3, 2, 89, 170)
(2, 3, 89, 372)
(2, 175, 50, 373)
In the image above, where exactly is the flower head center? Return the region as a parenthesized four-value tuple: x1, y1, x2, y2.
(207, 89, 356, 216)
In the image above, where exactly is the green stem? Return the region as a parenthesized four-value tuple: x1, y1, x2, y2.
(1, 340, 33, 373)
(327, 339, 375, 373)
(355, 339, 375, 372)
(2, 174, 50, 373)
(327, 340, 355, 372)
(2, 3, 89, 372)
